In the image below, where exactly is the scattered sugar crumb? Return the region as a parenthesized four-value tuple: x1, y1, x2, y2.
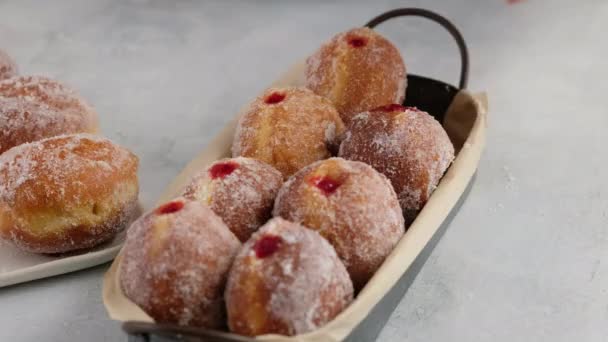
(503, 165, 516, 190)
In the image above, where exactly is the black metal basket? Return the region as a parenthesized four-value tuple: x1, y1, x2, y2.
(123, 7, 473, 342)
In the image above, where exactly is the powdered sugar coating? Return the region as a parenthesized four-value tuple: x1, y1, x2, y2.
(339, 107, 455, 222)
(232, 86, 345, 177)
(225, 218, 353, 336)
(0, 49, 18, 80)
(305, 27, 406, 125)
(181, 157, 283, 242)
(273, 157, 404, 290)
(120, 199, 241, 328)
(0, 75, 99, 154)
(0, 133, 139, 253)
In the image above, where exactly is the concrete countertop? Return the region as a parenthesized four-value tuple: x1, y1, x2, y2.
(0, 0, 607, 341)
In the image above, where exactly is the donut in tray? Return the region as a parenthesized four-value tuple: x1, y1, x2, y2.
(273, 157, 404, 290)
(225, 217, 353, 336)
(181, 157, 283, 242)
(305, 27, 406, 125)
(0, 49, 18, 80)
(232, 86, 345, 177)
(339, 104, 455, 223)
(120, 198, 241, 328)
(0, 75, 99, 154)
(0, 133, 139, 253)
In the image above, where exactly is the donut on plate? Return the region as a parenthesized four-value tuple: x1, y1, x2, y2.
(225, 217, 353, 336)
(339, 104, 454, 222)
(305, 27, 406, 125)
(273, 157, 404, 290)
(0, 133, 139, 253)
(232, 86, 345, 177)
(181, 157, 283, 242)
(0, 76, 99, 154)
(120, 198, 241, 328)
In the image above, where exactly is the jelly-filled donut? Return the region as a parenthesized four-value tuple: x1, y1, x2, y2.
(0, 134, 139, 253)
(0, 49, 18, 80)
(225, 217, 353, 336)
(232, 86, 345, 177)
(120, 198, 241, 328)
(305, 27, 406, 125)
(181, 157, 283, 242)
(0, 76, 99, 154)
(273, 157, 404, 290)
(339, 105, 454, 222)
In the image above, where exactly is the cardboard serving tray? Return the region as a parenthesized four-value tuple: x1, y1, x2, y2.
(102, 57, 487, 341)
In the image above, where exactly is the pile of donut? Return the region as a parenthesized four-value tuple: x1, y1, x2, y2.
(0, 50, 139, 254)
(119, 27, 455, 337)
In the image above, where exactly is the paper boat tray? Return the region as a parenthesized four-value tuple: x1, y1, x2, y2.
(103, 8, 488, 342)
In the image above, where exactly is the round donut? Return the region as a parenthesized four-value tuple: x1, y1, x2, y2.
(273, 157, 404, 290)
(232, 86, 345, 177)
(181, 157, 283, 242)
(0, 49, 18, 80)
(120, 198, 241, 328)
(0, 133, 139, 253)
(305, 27, 406, 125)
(0, 76, 99, 154)
(339, 104, 454, 222)
(225, 217, 353, 336)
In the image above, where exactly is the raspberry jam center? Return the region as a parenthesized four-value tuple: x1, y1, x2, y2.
(209, 161, 238, 179)
(254, 235, 282, 258)
(372, 104, 406, 112)
(347, 36, 367, 48)
(310, 176, 342, 196)
(264, 92, 286, 104)
(156, 201, 184, 215)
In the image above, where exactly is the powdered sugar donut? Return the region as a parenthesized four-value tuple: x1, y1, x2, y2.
(120, 198, 241, 328)
(339, 104, 455, 222)
(0, 49, 17, 80)
(181, 157, 283, 242)
(232, 86, 345, 177)
(273, 157, 404, 290)
(305, 27, 406, 125)
(225, 217, 353, 336)
(0, 76, 99, 154)
(0, 134, 139, 253)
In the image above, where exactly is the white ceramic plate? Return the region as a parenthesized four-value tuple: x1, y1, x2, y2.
(0, 231, 126, 287)
(0, 199, 144, 288)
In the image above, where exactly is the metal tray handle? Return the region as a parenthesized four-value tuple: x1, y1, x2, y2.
(365, 8, 469, 89)
(123, 321, 253, 342)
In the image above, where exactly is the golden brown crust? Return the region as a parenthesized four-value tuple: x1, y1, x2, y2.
(181, 157, 283, 242)
(120, 199, 241, 328)
(0, 49, 17, 80)
(339, 107, 454, 221)
(225, 218, 353, 336)
(273, 158, 404, 290)
(232, 87, 345, 177)
(0, 76, 99, 154)
(1, 200, 138, 254)
(305, 27, 406, 125)
(0, 134, 139, 253)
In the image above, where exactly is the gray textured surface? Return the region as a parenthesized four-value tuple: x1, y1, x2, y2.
(1, 0, 607, 341)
